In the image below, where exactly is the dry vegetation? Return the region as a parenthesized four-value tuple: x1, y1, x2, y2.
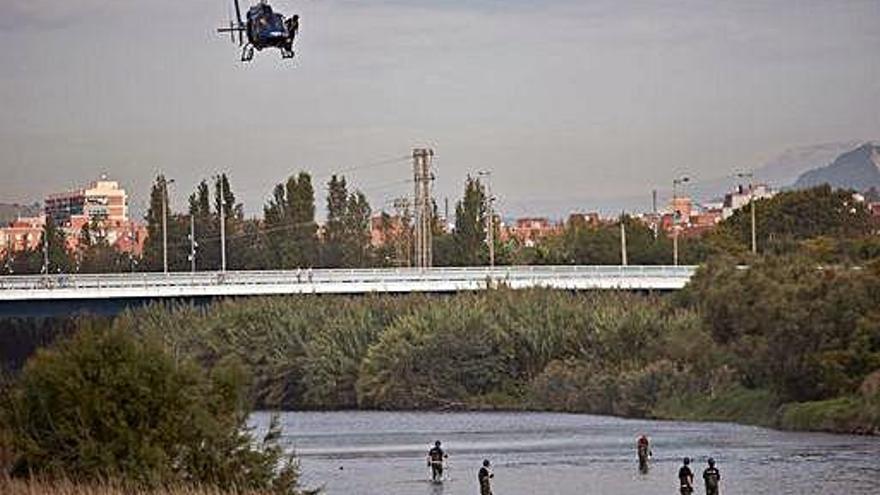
(0, 477, 290, 495)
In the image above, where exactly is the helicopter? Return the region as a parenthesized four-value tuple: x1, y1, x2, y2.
(217, 0, 299, 62)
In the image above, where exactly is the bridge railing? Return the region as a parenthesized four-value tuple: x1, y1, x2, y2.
(0, 266, 697, 292)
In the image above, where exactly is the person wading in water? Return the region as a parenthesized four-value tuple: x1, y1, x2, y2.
(703, 458, 721, 495)
(427, 440, 447, 482)
(478, 459, 494, 495)
(679, 457, 695, 495)
(637, 434, 652, 473)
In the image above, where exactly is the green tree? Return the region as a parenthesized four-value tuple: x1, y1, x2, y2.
(142, 175, 188, 272)
(76, 219, 127, 273)
(452, 176, 487, 266)
(321, 175, 348, 267)
(264, 172, 318, 268)
(719, 185, 873, 253)
(188, 180, 218, 271)
(321, 176, 372, 268)
(0, 320, 305, 493)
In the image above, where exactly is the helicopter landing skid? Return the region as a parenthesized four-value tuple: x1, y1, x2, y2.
(281, 48, 295, 59)
(241, 44, 255, 62)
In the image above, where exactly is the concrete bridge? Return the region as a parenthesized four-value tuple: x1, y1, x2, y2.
(0, 266, 697, 316)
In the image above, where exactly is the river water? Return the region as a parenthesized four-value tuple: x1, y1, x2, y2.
(251, 411, 880, 495)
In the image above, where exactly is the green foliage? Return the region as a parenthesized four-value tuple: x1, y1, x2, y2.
(452, 176, 488, 266)
(653, 387, 779, 426)
(0, 321, 304, 493)
(718, 185, 873, 253)
(263, 173, 318, 269)
(321, 176, 372, 268)
(679, 255, 880, 402)
(778, 396, 878, 433)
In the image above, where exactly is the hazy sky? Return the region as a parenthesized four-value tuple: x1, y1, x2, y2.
(1, 0, 878, 218)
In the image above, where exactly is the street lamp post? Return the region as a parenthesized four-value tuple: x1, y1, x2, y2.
(620, 212, 628, 266)
(162, 177, 175, 274)
(672, 176, 690, 266)
(215, 174, 228, 273)
(188, 214, 198, 273)
(478, 170, 495, 267)
(736, 172, 757, 254)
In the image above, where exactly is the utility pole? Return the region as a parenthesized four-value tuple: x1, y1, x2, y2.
(162, 177, 175, 274)
(188, 214, 198, 273)
(412, 148, 434, 269)
(620, 212, 628, 266)
(478, 170, 495, 267)
(672, 176, 690, 266)
(736, 171, 757, 254)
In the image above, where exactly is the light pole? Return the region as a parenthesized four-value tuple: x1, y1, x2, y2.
(620, 212, 628, 266)
(215, 174, 227, 273)
(672, 176, 690, 266)
(162, 177, 175, 274)
(42, 224, 49, 275)
(736, 172, 757, 254)
(478, 170, 495, 267)
(188, 214, 198, 273)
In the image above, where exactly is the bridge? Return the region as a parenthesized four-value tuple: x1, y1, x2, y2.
(0, 265, 695, 303)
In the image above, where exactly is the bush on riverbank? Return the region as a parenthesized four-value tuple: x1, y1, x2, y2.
(118, 290, 726, 417)
(0, 321, 307, 493)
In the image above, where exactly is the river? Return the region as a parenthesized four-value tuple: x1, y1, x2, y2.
(251, 411, 880, 495)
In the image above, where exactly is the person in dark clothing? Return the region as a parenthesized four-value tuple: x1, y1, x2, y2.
(703, 458, 721, 495)
(678, 457, 694, 495)
(427, 440, 447, 481)
(478, 459, 493, 495)
(637, 434, 652, 473)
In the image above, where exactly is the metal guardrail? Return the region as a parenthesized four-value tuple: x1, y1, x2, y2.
(0, 266, 698, 300)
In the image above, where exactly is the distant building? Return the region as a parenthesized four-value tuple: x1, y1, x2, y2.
(370, 213, 408, 247)
(45, 176, 128, 225)
(1, 177, 146, 261)
(0, 215, 46, 256)
(722, 184, 774, 219)
(567, 212, 601, 228)
(507, 217, 562, 247)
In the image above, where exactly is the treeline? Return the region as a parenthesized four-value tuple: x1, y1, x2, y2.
(3, 175, 877, 274)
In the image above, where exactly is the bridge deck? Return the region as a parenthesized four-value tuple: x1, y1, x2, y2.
(0, 266, 697, 301)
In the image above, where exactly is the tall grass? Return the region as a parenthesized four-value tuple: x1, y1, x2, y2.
(0, 477, 297, 495)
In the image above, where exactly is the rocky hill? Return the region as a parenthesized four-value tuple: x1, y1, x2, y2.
(793, 143, 880, 192)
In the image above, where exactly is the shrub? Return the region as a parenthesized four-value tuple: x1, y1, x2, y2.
(0, 321, 305, 494)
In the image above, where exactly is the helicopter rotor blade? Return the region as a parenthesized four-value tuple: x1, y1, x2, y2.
(233, 0, 244, 27)
(233, 0, 244, 45)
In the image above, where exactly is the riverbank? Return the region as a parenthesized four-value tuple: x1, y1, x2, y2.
(654, 387, 880, 436)
(0, 478, 284, 495)
(400, 385, 880, 436)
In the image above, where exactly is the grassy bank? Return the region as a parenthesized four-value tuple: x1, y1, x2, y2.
(0, 478, 289, 495)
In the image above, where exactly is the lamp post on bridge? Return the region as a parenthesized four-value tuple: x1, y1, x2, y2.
(162, 177, 175, 274)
